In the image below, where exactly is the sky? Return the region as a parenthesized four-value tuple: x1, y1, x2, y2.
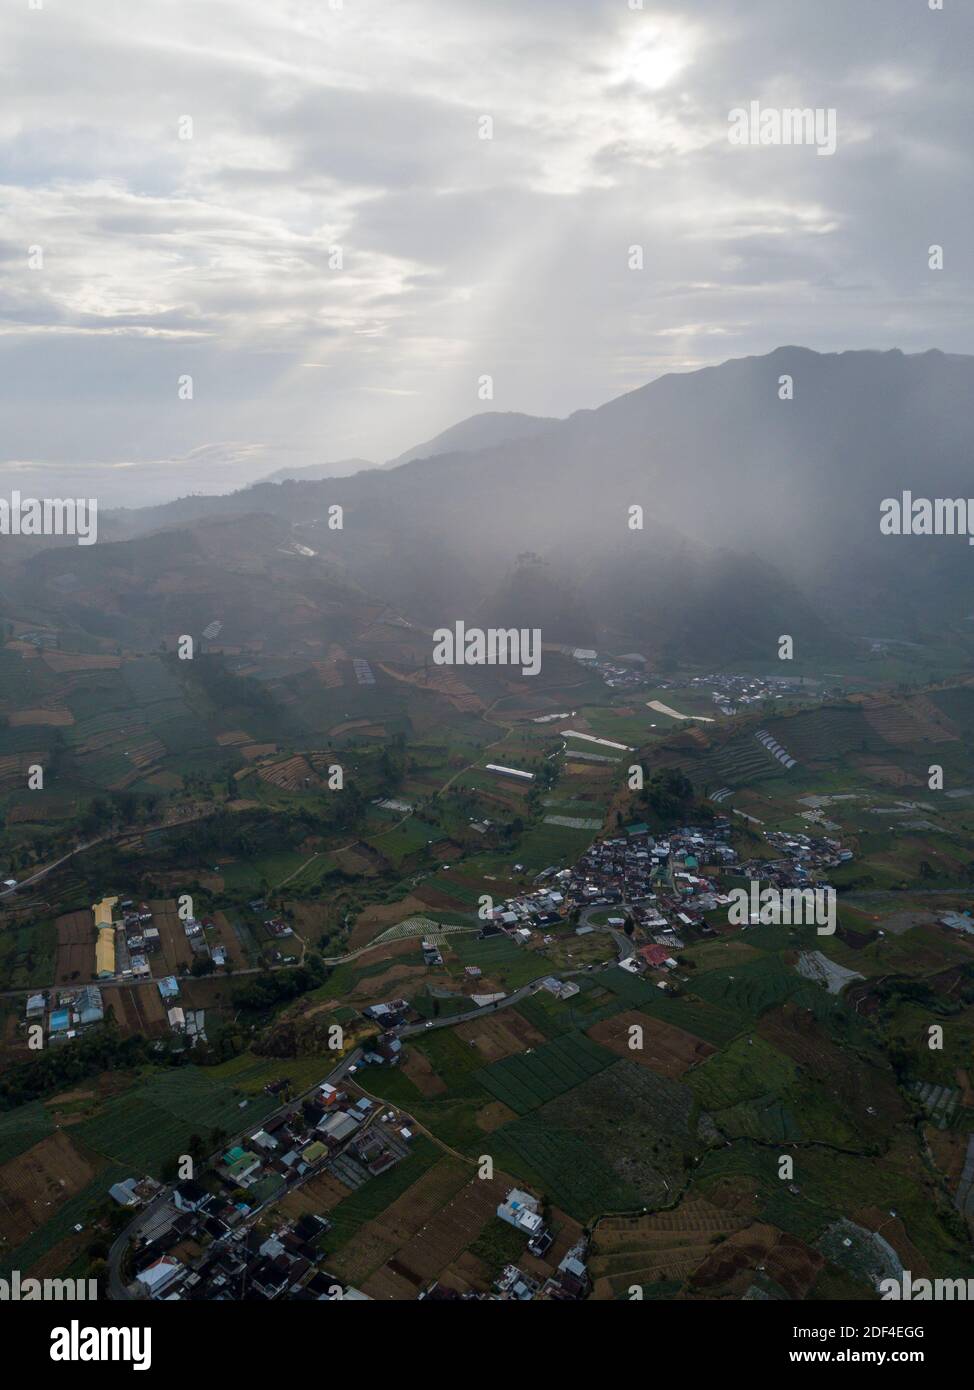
(0, 0, 970, 507)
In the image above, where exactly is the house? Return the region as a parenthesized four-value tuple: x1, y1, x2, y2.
(173, 1179, 208, 1213)
(226, 1151, 262, 1186)
(639, 944, 673, 968)
(497, 1188, 544, 1236)
(317, 1111, 360, 1144)
(25, 993, 45, 1019)
(157, 976, 180, 1000)
(939, 912, 974, 936)
(538, 977, 579, 1000)
(496, 1264, 539, 1299)
(77, 985, 104, 1024)
(363, 998, 409, 1025)
(49, 1008, 70, 1033)
(109, 1178, 141, 1208)
(377, 1033, 402, 1064)
(136, 1256, 184, 1298)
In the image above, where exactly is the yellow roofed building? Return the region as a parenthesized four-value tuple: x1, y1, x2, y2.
(93, 897, 119, 978)
(92, 895, 118, 929)
(95, 927, 116, 978)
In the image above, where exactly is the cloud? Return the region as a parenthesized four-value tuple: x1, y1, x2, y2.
(0, 0, 970, 503)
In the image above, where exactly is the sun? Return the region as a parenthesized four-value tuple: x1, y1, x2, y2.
(610, 24, 692, 92)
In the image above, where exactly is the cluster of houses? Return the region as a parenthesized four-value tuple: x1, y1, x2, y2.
(480, 822, 739, 953)
(120, 1080, 418, 1300)
(764, 829, 853, 870)
(95, 893, 235, 989)
(484, 885, 566, 936)
(739, 830, 853, 896)
(494, 1242, 590, 1301)
(91, 896, 161, 981)
(130, 1201, 361, 1302)
(559, 647, 649, 692)
(26, 984, 105, 1041)
(180, 912, 226, 969)
(473, 814, 864, 988)
(684, 671, 811, 716)
(213, 1082, 411, 1197)
(152, 974, 205, 1042)
(118, 901, 160, 979)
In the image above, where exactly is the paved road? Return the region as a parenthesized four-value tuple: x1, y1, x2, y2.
(0, 805, 225, 903)
(0, 839, 104, 900)
(577, 906, 632, 956)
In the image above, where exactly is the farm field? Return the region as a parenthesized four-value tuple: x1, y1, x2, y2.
(586, 1010, 716, 1078)
(474, 1033, 616, 1114)
(326, 1155, 473, 1286)
(319, 1136, 441, 1256)
(72, 1066, 285, 1173)
(590, 1197, 748, 1299)
(5, 658, 974, 1307)
(0, 1129, 103, 1250)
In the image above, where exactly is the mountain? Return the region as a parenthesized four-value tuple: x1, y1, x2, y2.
(383, 410, 559, 467)
(256, 458, 375, 485)
(9, 347, 974, 665)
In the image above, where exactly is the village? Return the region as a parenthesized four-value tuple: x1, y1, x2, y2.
(21, 806, 855, 1304)
(107, 1068, 591, 1303)
(477, 816, 851, 985)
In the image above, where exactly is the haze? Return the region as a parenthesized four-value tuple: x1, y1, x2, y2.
(0, 0, 970, 507)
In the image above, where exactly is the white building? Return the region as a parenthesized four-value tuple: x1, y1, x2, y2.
(497, 1188, 544, 1236)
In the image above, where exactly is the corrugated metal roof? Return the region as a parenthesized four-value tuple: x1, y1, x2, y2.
(95, 925, 115, 975)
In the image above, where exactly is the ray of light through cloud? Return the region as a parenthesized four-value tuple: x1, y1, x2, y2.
(0, 0, 969, 504)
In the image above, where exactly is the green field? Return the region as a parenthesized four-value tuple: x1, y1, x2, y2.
(474, 1032, 615, 1113)
(73, 1067, 285, 1172)
(486, 1117, 644, 1222)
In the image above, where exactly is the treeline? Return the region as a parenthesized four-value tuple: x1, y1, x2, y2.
(176, 651, 277, 716)
(233, 957, 329, 1015)
(254, 1015, 355, 1059)
(632, 767, 698, 824)
(171, 808, 308, 861)
(79, 790, 161, 837)
(0, 1025, 178, 1111)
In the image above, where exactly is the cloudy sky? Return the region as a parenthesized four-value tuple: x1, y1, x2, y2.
(0, 0, 969, 506)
